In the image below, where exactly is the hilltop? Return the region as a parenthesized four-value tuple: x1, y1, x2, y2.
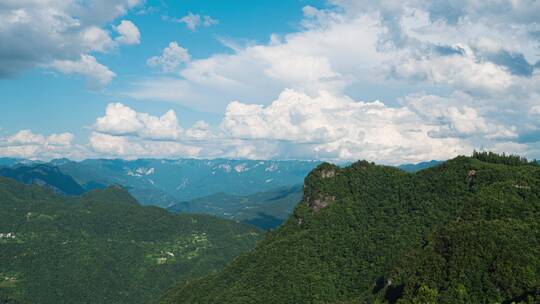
(161, 152, 540, 303)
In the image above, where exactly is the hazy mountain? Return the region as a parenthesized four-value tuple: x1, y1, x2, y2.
(54, 158, 319, 207)
(397, 159, 443, 172)
(0, 163, 85, 195)
(0, 158, 19, 167)
(169, 185, 303, 230)
(161, 152, 540, 303)
(0, 177, 262, 304)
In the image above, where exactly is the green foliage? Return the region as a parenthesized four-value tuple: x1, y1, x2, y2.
(168, 185, 303, 230)
(0, 163, 85, 195)
(161, 153, 540, 304)
(0, 178, 262, 304)
(472, 150, 538, 166)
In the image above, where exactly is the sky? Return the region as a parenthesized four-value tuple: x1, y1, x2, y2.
(1, 0, 540, 164)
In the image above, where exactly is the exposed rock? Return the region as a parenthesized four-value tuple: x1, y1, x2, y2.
(320, 168, 336, 178)
(308, 193, 336, 212)
(467, 169, 477, 188)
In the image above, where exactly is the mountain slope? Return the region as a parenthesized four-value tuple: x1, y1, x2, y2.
(161, 152, 540, 304)
(0, 164, 85, 195)
(169, 185, 303, 230)
(0, 177, 262, 304)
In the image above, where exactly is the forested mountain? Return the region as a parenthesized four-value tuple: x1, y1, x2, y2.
(161, 152, 540, 304)
(0, 178, 262, 304)
(168, 185, 303, 230)
(0, 164, 86, 195)
(54, 158, 319, 207)
(0, 158, 442, 226)
(397, 160, 442, 172)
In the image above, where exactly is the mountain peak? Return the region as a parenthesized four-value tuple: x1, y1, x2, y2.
(81, 184, 139, 205)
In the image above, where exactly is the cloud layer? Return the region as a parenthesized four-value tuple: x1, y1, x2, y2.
(2, 1, 540, 163)
(0, 0, 141, 88)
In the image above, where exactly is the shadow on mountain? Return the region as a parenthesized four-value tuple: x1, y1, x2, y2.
(242, 212, 284, 230)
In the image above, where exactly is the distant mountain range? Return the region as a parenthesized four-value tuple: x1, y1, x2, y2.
(53, 158, 320, 207)
(0, 158, 443, 230)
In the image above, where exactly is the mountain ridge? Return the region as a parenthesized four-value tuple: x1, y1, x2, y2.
(160, 152, 540, 303)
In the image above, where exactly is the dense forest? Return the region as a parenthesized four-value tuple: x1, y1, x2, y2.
(161, 152, 540, 303)
(168, 185, 303, 230)
(0, 178, 262, 304)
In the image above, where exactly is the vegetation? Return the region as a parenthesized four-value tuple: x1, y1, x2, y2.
(0, 164, 85, 195)
(0, 178, 262, 304)
(161, 153, 540, 303)
(168, 185, 303, 230)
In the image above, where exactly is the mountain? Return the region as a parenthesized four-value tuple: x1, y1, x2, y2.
(0, 158, 21, 167)
(0, 177, 262, 304)
(397, 159, 442, 172)
(54, 158, 319, 207)
(161, 152, 540, 304)
(169, 185, 303, 230)
(0, 163, 85, 195)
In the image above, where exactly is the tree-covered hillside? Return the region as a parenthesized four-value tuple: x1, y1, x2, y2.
(0, 164, 85, 195)
(168, 185, 303, 230)
(161, 152, 540, 304)
(0, 178, 262, 304)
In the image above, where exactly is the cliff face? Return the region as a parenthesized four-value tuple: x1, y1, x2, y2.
(161, 154, 540, 304)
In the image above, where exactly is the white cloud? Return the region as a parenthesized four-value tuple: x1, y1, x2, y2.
(3, 130, 45, 146)
(120, 1, 540, 163)
(126, 12, 390, 112)
(0, 0, 142, 85)
(171, 12, 219, 31)
(114, 20, 140, 45)
(49, 55, 116, 89)
(93, 103, 182, 141)
(5, 1, 540, 163)
(81, 26, 115, 53)
(404, 93, 518, 139)
(88, 132, 202, 159)
(147, 42, 190, 73)
(391, 45, 514, 96)
(0, 130, 82, 160)
(220, 89, 482, 164)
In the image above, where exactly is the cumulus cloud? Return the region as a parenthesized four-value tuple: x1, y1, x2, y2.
(167, 12, 219, 31)
(88, 132, 202, 159)
(0, 0, 141, 86)
(147, 42, 191, 73)
(120, 0, 540, 162)
(0, 130, 83, 160)
(93, 103, 182, 141)
(114, 20, 141, 45)
(6, 1, 540, 163)
(49, 55, 116, 89)
(220, 89, 487, 163)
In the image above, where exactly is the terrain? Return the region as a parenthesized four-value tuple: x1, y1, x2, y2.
(168, 185, 303, 230)
(161, 152, 540, 304)
(53, 158, 319, 207)
(0, 164, 86, 195)
(0, 177, 262, 304)
(0, 158, 441, 230)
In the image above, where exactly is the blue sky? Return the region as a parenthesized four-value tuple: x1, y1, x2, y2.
(1, 0, 540, 164)
(0, 0, 326, 137)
